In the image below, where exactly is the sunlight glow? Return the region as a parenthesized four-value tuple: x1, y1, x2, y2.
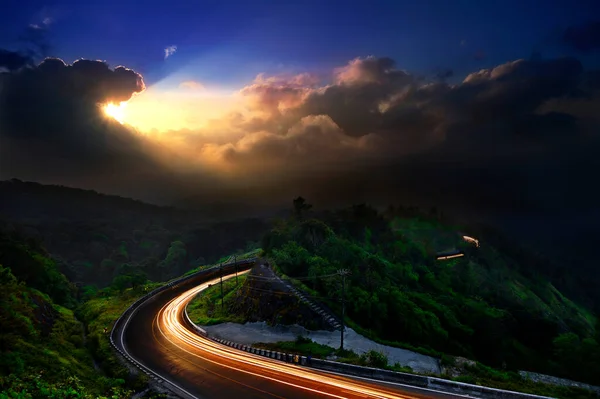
(122, 86, 242, 133)
(103, 102, 128, 124)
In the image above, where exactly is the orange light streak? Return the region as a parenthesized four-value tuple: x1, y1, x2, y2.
(436, 253, 465, 260)
(462, 236, 480, 247)
(156, 271, 420, 399)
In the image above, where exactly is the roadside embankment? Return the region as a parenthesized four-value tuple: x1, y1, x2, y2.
(203, 321, 442, 374)
(209, 335, 555, 399)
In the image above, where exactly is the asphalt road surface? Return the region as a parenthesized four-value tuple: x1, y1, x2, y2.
(124, 270, 464, 399)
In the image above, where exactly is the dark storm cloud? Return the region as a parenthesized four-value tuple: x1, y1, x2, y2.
(2, 53, 599, 216)
(210, 55, 597, 218)
(297, 57, 415, 136)
(231, 56, 584, 162)
(0, 50, 33, 72)
(563, 20, 600, 53)
(444, 57, 582, 125)
(0, 57, 144, 143)
(0, 56, 195, 203)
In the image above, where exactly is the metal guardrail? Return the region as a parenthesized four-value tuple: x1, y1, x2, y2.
(208, 337, 555, 399)
(109, 257, 258, 398)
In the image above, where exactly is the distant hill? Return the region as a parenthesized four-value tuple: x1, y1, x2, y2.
(2, 178, 598, 313)
(0, 179, 269, 288)
(1, 178, 208, 223)
(0, 223, 167, 398)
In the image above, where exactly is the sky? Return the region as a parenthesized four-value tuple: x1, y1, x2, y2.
(2, 0, 600, 86)
(1, 0, 600, 241)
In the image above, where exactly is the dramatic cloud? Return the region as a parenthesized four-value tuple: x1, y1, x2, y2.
(1, 53, 599, 219)
(29, 17, 53, 30)
(563, 20, 600, 53)
(0, 50, 32, 72)
(202, 115, 377, 175)
(164, 45, 177, 59)
(0, 57, 190, 202)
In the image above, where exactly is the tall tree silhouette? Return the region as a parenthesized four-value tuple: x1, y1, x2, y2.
(292, 196, 312, 221)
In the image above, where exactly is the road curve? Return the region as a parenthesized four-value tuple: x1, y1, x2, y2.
(123, 268, 462, 399)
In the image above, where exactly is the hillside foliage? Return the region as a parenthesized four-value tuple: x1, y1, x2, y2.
(0, 230, 164, 398)
(263, 198, 600, 384)
(0, 180, 267, 289)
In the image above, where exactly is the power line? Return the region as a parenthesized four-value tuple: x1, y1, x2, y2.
(337, 268, 351, 350)
(244, 272, 340, 282)
(219, 262, 224, 311)
(240, 285, 338, 302)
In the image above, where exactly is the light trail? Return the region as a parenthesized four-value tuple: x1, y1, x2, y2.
(436, 253, 465, 260)
(155, 270, 423, 399)
(462, 236, 480, 247)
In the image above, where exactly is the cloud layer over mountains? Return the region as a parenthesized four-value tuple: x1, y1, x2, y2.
(1, 52, 599, 218)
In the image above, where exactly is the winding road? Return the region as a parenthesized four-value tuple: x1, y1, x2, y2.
(120, 267, 463, 399)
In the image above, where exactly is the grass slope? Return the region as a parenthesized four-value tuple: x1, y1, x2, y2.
(0, 229, 166, 398)
(187, 275, 248, 325)
(0, 265, 145, 398)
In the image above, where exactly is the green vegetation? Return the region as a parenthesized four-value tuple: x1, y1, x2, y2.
(255, 337, 596, 398)
(0, 229, 165, 398)
(447, 362, 598, 399)
(1, 179, 269, 289)
(235, 248, 263, 260)
(183, 249, 261, 278)
(391, 217, 460, 254)
(253, 337, 399, 370)
(254, 336, 337, 359)
(1, 182, 599, 397)
(187, 274, 249, 325)
(0, 231, 76, 308)
(262, 198, 600, 386)
(77, 282, 163, 381)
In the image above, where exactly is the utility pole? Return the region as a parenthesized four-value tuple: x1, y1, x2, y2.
(220, 262, 224, 311)
(234, 254, 238, 285)
(337, 268, 351, 351)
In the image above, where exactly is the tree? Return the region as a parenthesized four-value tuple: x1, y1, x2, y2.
(111, 266, 147, 292)
(81, 285, 98, 301)
(293, 197, 312, 221)
(297, 219, 333, 249)
(158, 241, 187, 278)
(553, 332, 581, 377)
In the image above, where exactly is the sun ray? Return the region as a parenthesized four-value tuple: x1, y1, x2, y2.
(103, 102, 128, 124)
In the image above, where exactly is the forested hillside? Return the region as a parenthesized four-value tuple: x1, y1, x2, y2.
(0, 229, 162, 398)
(0, 179, 268, 289)
(2, 181, 598, 393)
(263, 199, 600, 385)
